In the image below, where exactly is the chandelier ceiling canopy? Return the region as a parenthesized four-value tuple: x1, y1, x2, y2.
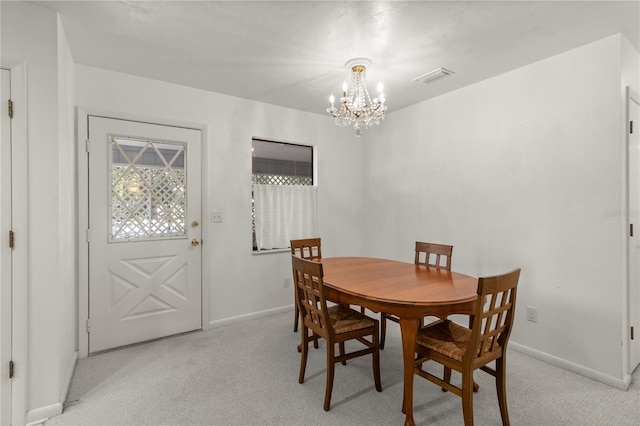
(326, 58, 387, 137)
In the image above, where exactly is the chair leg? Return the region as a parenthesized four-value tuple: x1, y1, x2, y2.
(339, 342, 346, 365)
(297, 328, 316, 353)
(298, 325, 309, 384)
(380, 313, 387, 350)
(461, 370, 475, 426)
(373, 323, 382, 392)
(294, 303, 299, 332)
(495, 357, 510, 426)
(442, 366, 452, 392)
(324, 341, 336, 411)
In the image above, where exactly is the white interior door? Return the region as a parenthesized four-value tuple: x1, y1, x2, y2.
(88, 116, 202, 353)
(0, 68, 12, 426)
(629, 88, 640, 372)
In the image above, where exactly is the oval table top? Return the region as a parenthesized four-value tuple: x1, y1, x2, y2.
(320, 256, 478, 307)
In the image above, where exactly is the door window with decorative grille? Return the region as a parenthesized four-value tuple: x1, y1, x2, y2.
(251, 139, 316, 251)
(110, 136, 186, 241)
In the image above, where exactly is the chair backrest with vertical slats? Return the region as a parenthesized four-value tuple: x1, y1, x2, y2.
(290, 238, 322, 260)
(291, 255, 331, 339)
(414, 241, 453, 270)
(466, 268, 520, 365)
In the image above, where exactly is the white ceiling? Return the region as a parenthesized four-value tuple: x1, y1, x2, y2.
(31, 1, 640, 116)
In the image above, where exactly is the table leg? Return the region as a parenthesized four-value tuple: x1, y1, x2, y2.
(399, 318, 420, 426)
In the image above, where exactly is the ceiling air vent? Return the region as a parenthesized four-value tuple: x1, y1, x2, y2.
(412, 67, 455, 84)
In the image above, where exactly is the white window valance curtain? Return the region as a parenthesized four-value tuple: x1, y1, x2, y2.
(254, 184, 318, 250)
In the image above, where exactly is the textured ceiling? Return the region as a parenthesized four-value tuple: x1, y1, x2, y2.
(31, 1, 640, 115)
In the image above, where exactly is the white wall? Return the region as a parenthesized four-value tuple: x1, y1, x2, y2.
(74, 65, 365, 325)
(365, 35, 635, 384)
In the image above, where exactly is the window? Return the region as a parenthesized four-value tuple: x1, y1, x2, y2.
(252, 139, 316, 251)
(110, 136, 186, 241)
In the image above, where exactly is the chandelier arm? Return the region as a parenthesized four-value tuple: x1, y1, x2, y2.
(347, 102, 381, 115)
(342, 102, 362, 118)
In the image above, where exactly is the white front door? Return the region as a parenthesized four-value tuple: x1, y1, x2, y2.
(0, 68, 12, 426)
(88, 116, 202, 353)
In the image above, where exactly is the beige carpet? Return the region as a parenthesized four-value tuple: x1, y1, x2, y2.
(46, 311, 640, 425)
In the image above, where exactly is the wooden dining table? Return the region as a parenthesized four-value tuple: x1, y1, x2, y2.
(321, 257, 478, 426)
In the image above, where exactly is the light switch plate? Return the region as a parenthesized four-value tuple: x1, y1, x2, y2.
(211, 211, 223, 223)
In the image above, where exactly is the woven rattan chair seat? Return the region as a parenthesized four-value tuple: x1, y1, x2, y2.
(328, 304, 376, 334)
(417, 320, 470, 362)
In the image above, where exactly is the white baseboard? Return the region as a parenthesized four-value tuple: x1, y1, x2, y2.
(26, 403, 63, 426)
(26, 351, 78, 425)
(209, 305, 292, 329)
(509, 342, 631, 390)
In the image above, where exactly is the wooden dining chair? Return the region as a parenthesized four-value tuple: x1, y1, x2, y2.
(292, 255, 382, 411)
(290, 238, 322, 333)
(414, 241, 453, 270)
(412, 268, 521, 426)
(380, 241, 454, 349)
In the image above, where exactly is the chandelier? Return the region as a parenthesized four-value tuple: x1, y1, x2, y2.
(326, 58, 387, 137)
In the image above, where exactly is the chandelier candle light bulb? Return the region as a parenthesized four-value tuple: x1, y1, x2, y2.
(327, 58, 387, 137)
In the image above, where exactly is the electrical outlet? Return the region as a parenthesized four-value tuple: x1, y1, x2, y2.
(283, 277, 291, 288)
(211, 211, 223, 223)
(526, 306, 538, 323)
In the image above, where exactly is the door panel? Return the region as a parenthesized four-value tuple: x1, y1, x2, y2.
(88, 116, 202, 353)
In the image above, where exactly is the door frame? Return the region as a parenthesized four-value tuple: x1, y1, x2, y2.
(0, 67, 11, 426)
(0, 63, 28, 426)
(77, 108, 210, 358)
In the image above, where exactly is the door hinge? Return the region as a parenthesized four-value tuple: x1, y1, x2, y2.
(631, 120, 634, 134)
(632, 326, 635, 340)
(86, 319, 91, 333)
(9, 230, 14, 248)
(86, 229, 91, 243)
(85, 139, 90, 152)
(631, 224, 634, 237)
(9, 361, 14, 379)
(7, 99, 13, 119)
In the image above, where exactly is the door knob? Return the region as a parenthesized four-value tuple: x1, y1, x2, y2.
(191, 239, 200, 247)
